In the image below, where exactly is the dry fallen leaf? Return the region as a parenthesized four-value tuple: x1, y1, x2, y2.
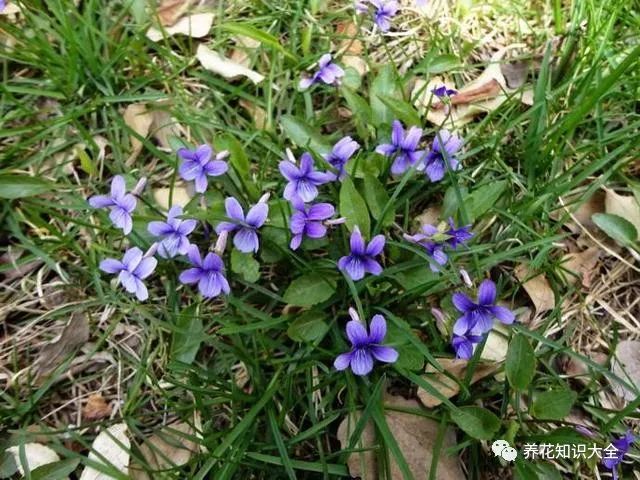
(155, 0, 194, 26)
(230, 35, 261, 68)
(480, 327, 510, 363)
(0, 248, 43, 282)
(413, 46, 533, 127)
(239, 99, 268, 130)
(7, 443, 60, 475)
(33, 312, 90, 380)
(83, 394, 112, 421)
(560, 247, 600, 288)
(336, 21, 368, 76)
(414, 206, 441, 228)
(196, 44, 265, 84)
(152, 183, 194, 210)
(135, 422, 197, 476)
(552, 191, 605, 234)
(514, 264, 555, 312)
(0, 2, 21, 15)
(417, 358, 496, 408)
(146, 12, 214, 41)
(79, 423, 130, 480)
(604, 187, 640, 240)
(610, 340, 640, 402)
(123, 104, 153, 163)
(337, 396, 463, 480)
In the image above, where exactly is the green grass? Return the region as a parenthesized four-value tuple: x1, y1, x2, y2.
(1, 0, 640, 478)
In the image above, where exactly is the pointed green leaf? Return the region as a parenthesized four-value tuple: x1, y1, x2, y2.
(339, 176, 370, 237)
(506, 334, 536, 390)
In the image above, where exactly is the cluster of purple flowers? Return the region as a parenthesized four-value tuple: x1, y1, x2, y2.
(89, 143, 272, 300)
(603, 430, 635, 480)
(376, 120, 463, 181)
(404, 218, 473, 271)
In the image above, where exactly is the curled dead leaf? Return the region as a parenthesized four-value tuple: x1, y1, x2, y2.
(146, 13, 214, 41)
(83, 394, 112, 421)
(196, 44, 265, 84)
(79, 423, 130, 480)
(33, 312, 90, 381)
(155, 0, 194, 26)
(413, 46, 534, 127)
(417, 358, 496, 408)
(560, 247, 600, 288)
(123, 104, 153, 163)
(514, 264, 555, 312)
(337, 396, 463, 480)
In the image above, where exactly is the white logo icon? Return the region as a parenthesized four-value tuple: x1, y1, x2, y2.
(492, 439, 518, 462)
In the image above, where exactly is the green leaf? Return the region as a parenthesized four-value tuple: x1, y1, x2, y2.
(221, 23, 297, 61)
(171, 304, 204, 364)
(280, 115, 330, 155)
(506, 334, 536, 390)
(282, 274, 336, 306)
(0, 174, 54, 199)
(394, 343, 424, 370)
(592, 213, 638, 247)
(341, 87, 372, 136)
(76, 146, 97, 176)
(450, 406, 501, 440)
(342, 67, 362, 90)
(426, 54, 459, 74)
(287, 311, 329, 342)
(231, 249, 260, 283)
(370, 64, 400, 127)
(530, 389, 577, 420)
(31, 459, 81, 480)
(215, 134, 249, 178)
(339, 176, 370, 237)
(363, 174, 394, 227)
(465, 180, 507, 221)
(393, 266, 438, 290)
(376, 94, 421, 126)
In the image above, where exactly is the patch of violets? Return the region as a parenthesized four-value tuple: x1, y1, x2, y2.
(356, 0, 399, 32)
(88, 74, 515, 375)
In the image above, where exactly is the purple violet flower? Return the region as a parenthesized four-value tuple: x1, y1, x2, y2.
(215, 197, 269, 253)
(375, 120, 425, 176)
(299, 54, 344, 90)
(423, 130, 462, 182)
(289, 196, 335, 250)
(338, 226, 385, 281)
(404, 219, 473, 272)
(432, 85, 457, 98)
(451, 331, 483, 360)
(99, 247, 157, 301)
(279, 152, 335, 202)
(88, 175, 137, 235)
(371, 0, 399, 31)
(178, 144, 229, 193)
(452, 279, 515, 336)
(0, 1, 5, 12)
(334, 310, 398, 376)
(603, 430, 635, 480)
(179, 245, 230, 298)
(147, 205, 197, 258)
(323, 136, 360, 180)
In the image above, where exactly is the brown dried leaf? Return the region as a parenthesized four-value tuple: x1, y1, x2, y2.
(156, 0, 194, 26)
(560, 247, 600, 288)
(152, 183, 193, 210)
(230, 35, 261, 68)
(123, 104, 153, 163)
(0, 248, 43, 282)
(610, 340, 640, 402)
(83, 394, 112, 421)
(239, 99, 268, 130)
(514, 264, 555, 312)
(604, 188, 640, 240)
(34, 312, 90, 380)
(79, 423, 130, 480)
(196, 44, 265, 84)
(337, 396, 463, 480)
(138, 422, 197, 472)
(146, 13, 214, 41)
(552, 192, 605, 233)
(417, 358, 496, 408)
(414, 46, 533, 127)
(336, 21, 362, 55)
(414, 206, 441, 227)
